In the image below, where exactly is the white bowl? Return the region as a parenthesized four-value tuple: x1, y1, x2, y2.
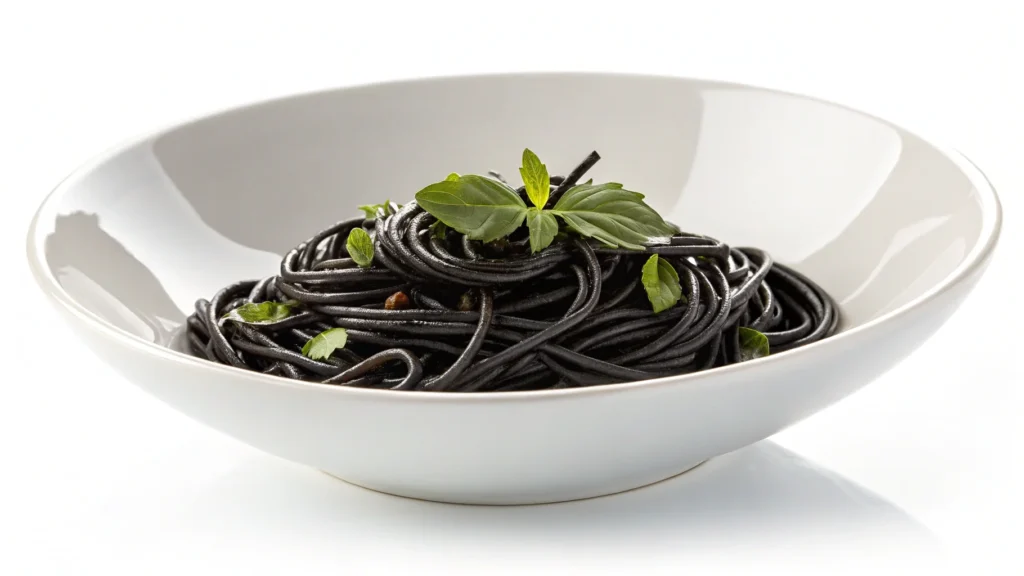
(27, 73, 1001, 505)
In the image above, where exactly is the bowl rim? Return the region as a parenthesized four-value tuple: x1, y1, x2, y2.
(25, 71, 1004, 402)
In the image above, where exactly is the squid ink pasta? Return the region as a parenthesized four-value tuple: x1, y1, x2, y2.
(186, 149, 839, 392)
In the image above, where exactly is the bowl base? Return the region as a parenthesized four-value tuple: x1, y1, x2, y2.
(320, 459, 709, 506)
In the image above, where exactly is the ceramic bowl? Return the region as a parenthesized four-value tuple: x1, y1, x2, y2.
(27, 73, 1001, 505)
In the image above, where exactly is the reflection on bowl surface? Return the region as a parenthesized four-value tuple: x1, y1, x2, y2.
(27, 73, 1000, 504)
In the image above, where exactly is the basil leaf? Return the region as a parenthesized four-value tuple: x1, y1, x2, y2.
(519, 148, 550, 209)
(429, 220, 449, 239)
(551, 182, 678, 250)
(223, 301, 293, 324)
(641, 254, 682, 314)
(302, 327, 348, 360)
(445, 173, 460, 182)
(346, 227, 374, 268)
(415, 175, 528, 242)
(526, 208, 558, 253)
(738, 327, 770, 361)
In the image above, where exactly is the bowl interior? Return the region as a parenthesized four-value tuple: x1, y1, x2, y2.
(32, 74, 988, 349)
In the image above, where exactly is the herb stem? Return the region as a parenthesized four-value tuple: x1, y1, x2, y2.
(546, 150, 601, 207)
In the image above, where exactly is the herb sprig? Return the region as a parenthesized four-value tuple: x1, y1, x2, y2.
(358, 200, 401, 220)
(414, 148, 678, 253)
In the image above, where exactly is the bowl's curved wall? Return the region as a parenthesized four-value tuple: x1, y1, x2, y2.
(35, 74, 987, 344)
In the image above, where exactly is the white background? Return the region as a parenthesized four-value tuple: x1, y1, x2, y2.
(1, 1, 1021, 573)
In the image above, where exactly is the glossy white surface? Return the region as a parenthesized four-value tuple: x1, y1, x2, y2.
(26, 73, 1000, 505)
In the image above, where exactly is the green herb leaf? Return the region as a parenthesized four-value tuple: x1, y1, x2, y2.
(519, 148, 550, 209)
(358, 199, 401, 220)
(346, 227, 374, 268)
(551, 182, 678, 250)
(429, 220, 449, 239)
(641, 254, 682, 314)
(738, 327, 770, 361)
(358, 204, 383, 219)
(457, 291, 476, 312)
(302, 327, 348, 360)
(415, 174, 528, 242)
(223, 301, 293, 324)
(526, 207, 558, 253)
(445, 173, 460, 182)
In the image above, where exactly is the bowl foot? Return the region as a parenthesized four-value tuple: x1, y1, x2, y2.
(319, 459, 709, 506)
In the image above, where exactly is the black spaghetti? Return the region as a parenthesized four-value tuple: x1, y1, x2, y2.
(186, 150, 839, 392)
